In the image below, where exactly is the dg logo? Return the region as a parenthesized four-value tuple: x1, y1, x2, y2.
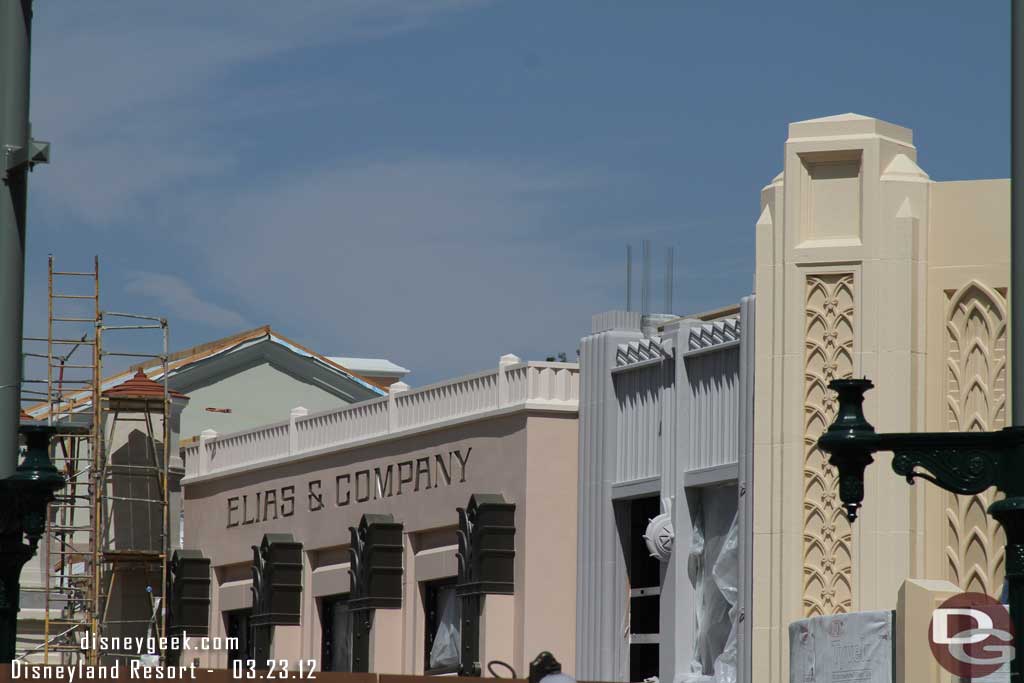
(929, 591, 1014, 678)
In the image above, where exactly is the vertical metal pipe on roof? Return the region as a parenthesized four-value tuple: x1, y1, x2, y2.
(665, 246, 674, 314)
(626, 245, 633, 312)
(641, 239, 651, 315)
(0, 0, 33, 478)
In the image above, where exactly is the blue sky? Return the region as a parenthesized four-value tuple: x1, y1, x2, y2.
(21, 0, 1009, 385)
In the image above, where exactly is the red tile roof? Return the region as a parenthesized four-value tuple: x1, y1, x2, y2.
(103, 370, 188, 401)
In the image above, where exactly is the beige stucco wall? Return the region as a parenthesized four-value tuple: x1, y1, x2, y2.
(752, 113, 1010, 682)
(183, 410, 578, 675)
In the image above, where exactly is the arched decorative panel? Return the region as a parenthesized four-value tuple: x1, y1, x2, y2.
(944, 281, 1007, 596)
(802, 273, 855, 616)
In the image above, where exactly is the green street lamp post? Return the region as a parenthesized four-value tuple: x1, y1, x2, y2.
(0, 425, 70, 662)
(0, 0, 64, 664)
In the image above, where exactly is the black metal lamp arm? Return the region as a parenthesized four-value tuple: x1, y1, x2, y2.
(888, 439, 1004, 496)
(817, 379, 1024, 520)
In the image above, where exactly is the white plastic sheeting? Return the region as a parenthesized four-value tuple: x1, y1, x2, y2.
(429, 586, 461, 669)
(330, 603, 353, 672)
(678, 491, 739, 683)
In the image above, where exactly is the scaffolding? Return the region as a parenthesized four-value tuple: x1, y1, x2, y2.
(19, 256, 172, 665)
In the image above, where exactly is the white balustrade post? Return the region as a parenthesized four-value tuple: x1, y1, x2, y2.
(388, 381, 409, 433)
(497, 354, 521, 408)
(198, 429, 217, 476)
(289, 406, 308, 456)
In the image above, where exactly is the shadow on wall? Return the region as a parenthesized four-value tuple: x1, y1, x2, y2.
(110, 429, 163, 552)
(103, 428, 166, 664)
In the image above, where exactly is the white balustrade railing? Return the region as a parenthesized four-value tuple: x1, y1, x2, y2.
(393, 370, 499, 432)
(182, 357, 579, 479)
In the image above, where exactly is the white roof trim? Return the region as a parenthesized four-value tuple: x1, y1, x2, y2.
(327, 357, 411, 377)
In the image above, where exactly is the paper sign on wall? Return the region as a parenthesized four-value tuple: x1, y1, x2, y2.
(788, 610, 892, 683)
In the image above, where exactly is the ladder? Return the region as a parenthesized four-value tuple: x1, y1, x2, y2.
(21, 256, 102, 664)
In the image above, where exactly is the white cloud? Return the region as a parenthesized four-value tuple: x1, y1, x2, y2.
(125, 272, 249, 330)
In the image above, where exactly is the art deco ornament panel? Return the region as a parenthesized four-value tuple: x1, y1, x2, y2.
(944, 281, 1007, 596)
(802, 273, 855, 617)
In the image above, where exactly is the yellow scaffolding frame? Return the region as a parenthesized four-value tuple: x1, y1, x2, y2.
(19, 256, 171, 665)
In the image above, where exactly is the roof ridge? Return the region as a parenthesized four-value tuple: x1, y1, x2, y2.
(265, 329, 391, 391)
(24, 325, 386, 417)
(135, 325, 270, 370)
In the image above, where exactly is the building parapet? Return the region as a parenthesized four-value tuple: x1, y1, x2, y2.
(181, 357, 579, 482)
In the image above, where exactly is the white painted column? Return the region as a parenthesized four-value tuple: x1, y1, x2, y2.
(388, 381, 409, 433)
(497, 353, 521, 407)
(288, 406, 308, 456)
(198, 429, 217, 476)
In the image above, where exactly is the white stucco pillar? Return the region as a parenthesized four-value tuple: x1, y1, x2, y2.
(198, 429, 217, 476)
(497, 354, 521, 407)
(288, 407, 308, 456)
(387, 382, 409, 433)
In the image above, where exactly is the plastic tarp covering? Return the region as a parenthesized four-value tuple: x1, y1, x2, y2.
(429, 586, 461, 669)
(678, 491, 739, 683)
(330, 603, 353, 672)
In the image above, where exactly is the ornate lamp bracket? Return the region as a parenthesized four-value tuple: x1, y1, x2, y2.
(817, 380, 1023, 521)
(887, 437, 1004, 496)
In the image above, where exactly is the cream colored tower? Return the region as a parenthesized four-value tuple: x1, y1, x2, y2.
(752, 113, 1010, 682)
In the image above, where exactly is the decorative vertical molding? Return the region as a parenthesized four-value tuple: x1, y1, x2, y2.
(802, 273, 855, 617)
(944, 281, 1007, 596)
